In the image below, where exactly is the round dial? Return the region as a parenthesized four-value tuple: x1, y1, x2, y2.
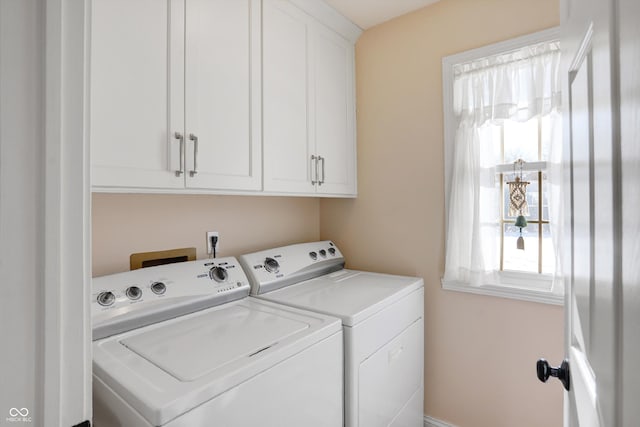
(97, 291, 115, 307)
(319, 249, 327, 258)
(150, 282, 166, 295)
(126, 286, 142, 300)
(328, 247, 336, 256)
(264, 257, 280, 273)
(309, 251, 318, 260)
(209, 266, 228, 283)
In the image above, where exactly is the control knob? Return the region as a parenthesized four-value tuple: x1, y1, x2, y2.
(264, 257, 280, 273)
(126, 286, 142, 300)
(97, 291, 115, 307)
(151, 282, 166, 295)
(209, 266, 229, 283)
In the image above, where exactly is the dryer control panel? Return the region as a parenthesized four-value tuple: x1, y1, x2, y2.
(239, 241, 345, 295)
(92, 257, 250, 340)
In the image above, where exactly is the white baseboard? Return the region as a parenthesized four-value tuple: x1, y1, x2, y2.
(424, 414, 457, 427)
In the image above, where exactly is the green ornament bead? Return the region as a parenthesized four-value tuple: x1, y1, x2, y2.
(515, 215, 527, 228)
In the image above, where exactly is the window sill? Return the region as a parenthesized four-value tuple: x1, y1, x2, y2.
(441, 276, 564, 305)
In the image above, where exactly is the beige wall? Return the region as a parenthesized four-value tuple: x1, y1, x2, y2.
(92, 194, 319, 276)
(320, 0, 564, 426)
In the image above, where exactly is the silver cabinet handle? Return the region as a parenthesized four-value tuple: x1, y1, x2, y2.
(319, 156, 325, 185)
(189, 133, 198, 177)
(311, 155, 318, 185)
(174, 132, 185, 177)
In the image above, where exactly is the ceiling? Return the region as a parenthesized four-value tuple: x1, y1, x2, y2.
(324, 0, 440, 29)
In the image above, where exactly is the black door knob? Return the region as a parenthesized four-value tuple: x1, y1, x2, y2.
(536, 358, 570, 391)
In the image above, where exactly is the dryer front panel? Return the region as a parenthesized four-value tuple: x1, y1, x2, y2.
(358, 319, 424, 427)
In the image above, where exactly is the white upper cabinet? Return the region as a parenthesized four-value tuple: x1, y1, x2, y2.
(262, 1, 312, 194)
(90, 0, 261, 192)
(184, 0, 261, 190)
(90, 0, 359, 196)
(312, 25, 357, 195)
(262, 0, 359, 196)
(90, 0, 184, 189)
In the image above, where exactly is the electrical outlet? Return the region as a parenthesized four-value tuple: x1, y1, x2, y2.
(206, 231, 219, 256)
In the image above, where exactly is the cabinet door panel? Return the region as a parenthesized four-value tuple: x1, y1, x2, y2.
(314, 28, 356, 195)
(262, 0, 314, 193)
(90, 0, 184, 189)
(185, 0, 261, 190)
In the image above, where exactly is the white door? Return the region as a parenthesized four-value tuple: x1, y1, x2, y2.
(618, 0, 640, 425)
(90, 0, 185, 189)
(564, 34, 610, 427)
(184, 0, 262, 191)
(313, 25, 357, 196)
(563, 0, 615, 425)
(552, 0, 640, 425)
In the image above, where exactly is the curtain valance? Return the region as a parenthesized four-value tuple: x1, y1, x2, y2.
(453, 43, 561, 125)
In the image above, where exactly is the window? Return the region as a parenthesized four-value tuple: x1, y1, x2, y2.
(497, 118, 554, 275)
(441, 28, 563, 305)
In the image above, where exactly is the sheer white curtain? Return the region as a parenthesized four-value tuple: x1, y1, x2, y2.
(443, 42, 562, 290)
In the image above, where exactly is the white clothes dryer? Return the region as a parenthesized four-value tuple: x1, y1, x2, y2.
(239, 241, 424, 427)
(91, 257, 343, 427)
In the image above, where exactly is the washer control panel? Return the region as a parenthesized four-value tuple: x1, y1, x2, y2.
(239, 241, 345, 295)
(92, 257, 250, 340)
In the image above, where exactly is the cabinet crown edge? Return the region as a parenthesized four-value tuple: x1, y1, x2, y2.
(288, 0, 363, 43)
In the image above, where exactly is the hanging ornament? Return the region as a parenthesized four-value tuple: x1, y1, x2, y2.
(506, 159, 529, 250)
(514, 214, 527, 249)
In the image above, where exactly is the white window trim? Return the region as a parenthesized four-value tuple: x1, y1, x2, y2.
(442, 279, 564, 306)
(442, 27, 563, 306)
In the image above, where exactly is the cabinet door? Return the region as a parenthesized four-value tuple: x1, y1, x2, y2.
(90, 0, 184, 189)
(313, 26, 357, 196)
(184, 0, 261, 190)
(262, 0, 316, 194)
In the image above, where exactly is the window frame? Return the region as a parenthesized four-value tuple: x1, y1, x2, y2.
(442, 27, 563, 305)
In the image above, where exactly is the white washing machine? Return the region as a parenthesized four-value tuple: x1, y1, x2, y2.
(91, 256, 343, 427)
(239, 241, 424, 427)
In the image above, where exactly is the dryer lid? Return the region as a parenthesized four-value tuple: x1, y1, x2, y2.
(120, 304, 309, 381)
(260, 270, 424, 326)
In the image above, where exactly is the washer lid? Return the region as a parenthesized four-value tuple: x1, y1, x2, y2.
(259, 270, 424, 326)
(121, 305, 308, 381)
(93, 298, 342, 426)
